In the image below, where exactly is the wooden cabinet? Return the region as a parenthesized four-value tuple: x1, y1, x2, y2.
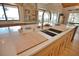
(33, 27, 77, 56)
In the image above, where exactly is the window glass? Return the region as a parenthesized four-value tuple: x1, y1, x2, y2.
(0, 5, 6, 20)
(44, 11, 50, 25)
(38, 10, 59, 26)
(51, 12, 59, 25)
(68, 13, 79, 23)
(4, 5, 19, 20)
(38, 10, 44, 26)
(68, 13, 79, 26)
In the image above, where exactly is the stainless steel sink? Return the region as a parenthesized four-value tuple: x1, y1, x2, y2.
(48, 28, 62, 33)
(41, 30, 56, 37)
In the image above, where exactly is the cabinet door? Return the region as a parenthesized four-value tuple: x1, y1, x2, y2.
(33, 27, 76, 56)
(33, 39, 63, 56)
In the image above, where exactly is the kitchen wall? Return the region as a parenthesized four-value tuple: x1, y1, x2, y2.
(0, 3, 70, 24)
(62, 9, 70, 24)
(22, 3, 37, 22)
(0, 3, 38, 24)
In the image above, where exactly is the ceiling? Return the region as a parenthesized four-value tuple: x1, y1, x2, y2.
(62, 3, 79, 8)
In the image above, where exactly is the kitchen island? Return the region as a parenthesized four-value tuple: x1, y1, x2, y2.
(0, 24, 77, 56)
(18, 24, 77, 56)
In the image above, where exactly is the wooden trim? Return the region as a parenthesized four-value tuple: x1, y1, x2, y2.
(3, 3, 17, 6)
(0, 22, 36, 27)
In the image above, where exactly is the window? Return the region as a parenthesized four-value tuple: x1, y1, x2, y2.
(51, 12, 59, 25)
(68, 13, 79, 23)
(0, 4, 6, 20)
(4, 5, 19, 20)
(38, 10, 59, 26)
(43, 11, 50, 25)
(0, 4, 19, 21)
(38, 10, 44, 26)
(68, 13, 79, 26)
(38, 10, 50, 26)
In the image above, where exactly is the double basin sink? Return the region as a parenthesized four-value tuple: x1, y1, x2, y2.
(41, 28, 62, 37)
